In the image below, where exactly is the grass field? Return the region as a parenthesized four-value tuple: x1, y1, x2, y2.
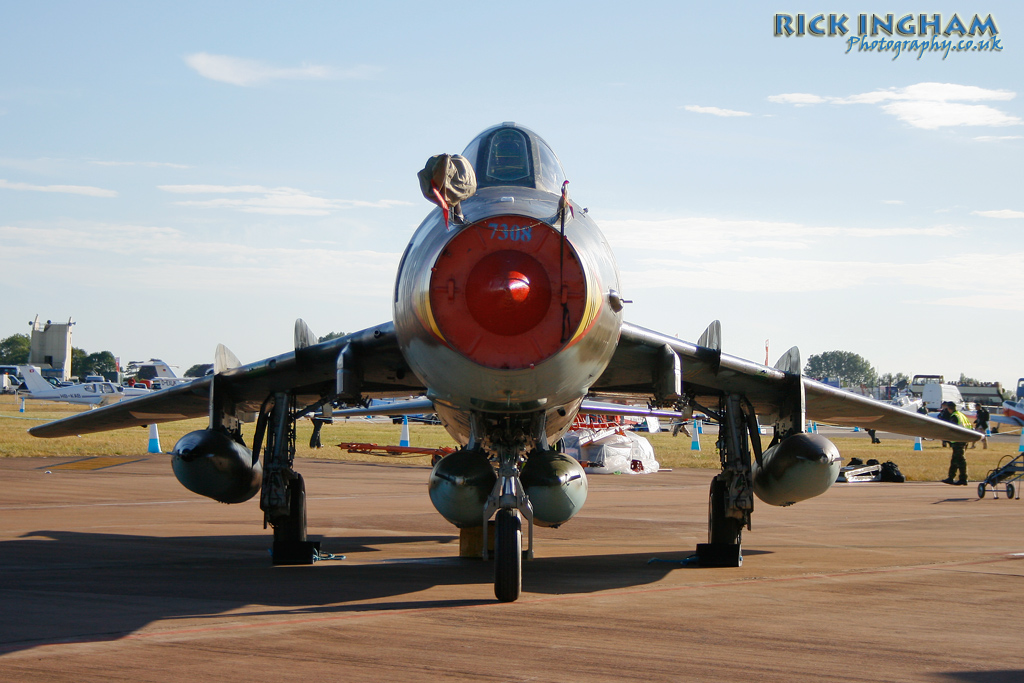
(1, 394, 1018, 482)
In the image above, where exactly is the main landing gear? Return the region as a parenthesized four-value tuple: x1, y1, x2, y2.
(697, 394, 756, 568)
(259, 392, 320, 564)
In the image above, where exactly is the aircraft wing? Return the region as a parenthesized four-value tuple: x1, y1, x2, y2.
(30, 322, 424, 438)
(990, 414, 1024, 428)
(593, 321, 982, 443)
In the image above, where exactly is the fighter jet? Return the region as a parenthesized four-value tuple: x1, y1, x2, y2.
(30, 124, 980, 602)
(18, 365, 150, 406)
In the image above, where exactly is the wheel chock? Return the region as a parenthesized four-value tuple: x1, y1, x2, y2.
(695, 542, 743, 567)
(272, 540, 321, 565)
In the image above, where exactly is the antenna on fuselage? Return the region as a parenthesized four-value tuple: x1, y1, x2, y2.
(558, 180, 574, 343)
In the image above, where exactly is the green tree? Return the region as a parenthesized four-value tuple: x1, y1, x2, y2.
(70, 348, 117, 377)
(318, 331, 345, 343)
(0, 333, 30, 364)
(878, 372, 910, 387)
(185, 363, 213, 377)
(85, 351, 117, 376)
(804, 350, 878, 387)
(71, 347, 87, 376)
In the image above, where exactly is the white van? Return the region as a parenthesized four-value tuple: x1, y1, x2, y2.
(922, 383, 964, 411)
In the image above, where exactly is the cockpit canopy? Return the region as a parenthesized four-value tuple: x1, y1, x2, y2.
(461, 123, 567, 194)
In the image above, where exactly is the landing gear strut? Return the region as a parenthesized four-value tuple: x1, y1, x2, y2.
(482, 444, 533, 603)
(697, 394, 753, 567)
(260, 392, 319, 564)
(477, 412, 543, 602)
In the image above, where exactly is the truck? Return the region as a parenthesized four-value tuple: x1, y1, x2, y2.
(910, 374, 1006, 408)
(909, 374, 943, 398)
(922, 383, 965, 411)
(951, 382, 1005, 407)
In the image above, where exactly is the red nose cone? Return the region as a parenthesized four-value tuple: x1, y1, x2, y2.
(427, 215, 588, 370)
(466, 251, 551, 336)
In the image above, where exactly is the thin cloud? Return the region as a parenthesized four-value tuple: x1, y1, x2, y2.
(0, 222, 400, 293)
(602, 216, 957, 257)
(972, 209, 1024, 219)
(0, 178, 117, 197)
(836, 83, 1014, 105)
(184, 52, 379, 87)
(769, 82, 1022, 129)
(160, 184, 277, 194)
(882, 200, 904, 205)
(618, 251, 1024, 298)
(683, 105, 751, 117)
(158, 184, 410, 216)
(931, 293, 1024, 312)
(974, 135, 1023, 142)
(766, 93, 826, 106)
(880, 100, 1019, 129)
(91, 160, 191, 169)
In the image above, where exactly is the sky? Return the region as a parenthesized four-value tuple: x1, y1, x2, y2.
(1, 2, 1021, 390)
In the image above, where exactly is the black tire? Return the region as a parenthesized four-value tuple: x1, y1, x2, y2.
(273, 474, 307, 544)
(494, 508, 522, 602)
(977, 483, 986, 499)
(1007, 483, 1015, 500)
(709, 476, 742, 545)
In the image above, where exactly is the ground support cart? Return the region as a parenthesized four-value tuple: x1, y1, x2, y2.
(977, 454, 1024, 500)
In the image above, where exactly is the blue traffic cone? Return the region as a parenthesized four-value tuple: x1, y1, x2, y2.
(913, 436, 922, 451)
(690, 420, 700, 451)
(147, 424, 162, 453)
(400, 415, 410, 447)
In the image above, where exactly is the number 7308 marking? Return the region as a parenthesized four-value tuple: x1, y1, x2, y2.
(488, 223, 532, 242)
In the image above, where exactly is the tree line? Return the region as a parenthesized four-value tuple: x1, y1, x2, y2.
(804, 350, 994, 392)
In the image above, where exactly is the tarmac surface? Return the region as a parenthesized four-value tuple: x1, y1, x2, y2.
(1, 454, 1022, 682)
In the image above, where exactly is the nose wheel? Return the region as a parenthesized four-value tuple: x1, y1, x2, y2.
(494, 508, 522, 602)
(481, 439, 534, 602)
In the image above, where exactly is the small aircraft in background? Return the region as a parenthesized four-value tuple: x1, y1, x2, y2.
(17, 365, 150, 406)
(124, 359, 193, 390)
(990, 399, 1024, 428)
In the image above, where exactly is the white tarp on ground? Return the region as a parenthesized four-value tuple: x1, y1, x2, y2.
(562, 429, 660, 474)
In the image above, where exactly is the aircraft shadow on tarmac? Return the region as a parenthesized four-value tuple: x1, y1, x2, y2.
(936, 672, 1024, 683)
(0, 529, 739, 653)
